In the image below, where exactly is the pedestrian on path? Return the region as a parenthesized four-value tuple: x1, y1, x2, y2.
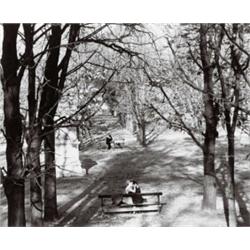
(106, 134, 113, 150)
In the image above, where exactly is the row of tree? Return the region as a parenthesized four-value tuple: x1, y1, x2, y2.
(0, 23, 249, 226)
(145, 24, 250, 226)
(0, 23, 145, 226)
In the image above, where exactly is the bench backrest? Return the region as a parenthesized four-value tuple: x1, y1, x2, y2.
(99, 192, 162, 199)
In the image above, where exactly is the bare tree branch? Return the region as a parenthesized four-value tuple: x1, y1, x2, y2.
(54, 68, 118, 128)
(159, 86, 204, 150)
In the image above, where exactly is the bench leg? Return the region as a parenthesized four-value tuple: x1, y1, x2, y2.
(157, 195, 161, 212)
(101, 198, 104, 213)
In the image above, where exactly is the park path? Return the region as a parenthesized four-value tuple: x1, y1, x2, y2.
(1, 129, 249, 226)
(55, 129, 250, 227)
(54, 141, 150, 226)
(52, 130, 219, 226)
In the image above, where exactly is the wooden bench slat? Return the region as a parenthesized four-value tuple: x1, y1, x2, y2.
(105, 209, 160, 214)
(108, 203, 161, 208)
(103, 204, 161, 214)
(99, 192, 162, 199)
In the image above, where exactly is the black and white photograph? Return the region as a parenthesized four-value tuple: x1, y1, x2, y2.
(0, 3, 250, 243)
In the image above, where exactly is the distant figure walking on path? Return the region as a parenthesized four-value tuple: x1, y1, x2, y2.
(106, 134, 113, 150)
(125, 180, 144, 204)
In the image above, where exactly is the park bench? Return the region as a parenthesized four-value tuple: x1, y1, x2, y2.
(98, 192, 163, 214)
(112, 137, 125, 148)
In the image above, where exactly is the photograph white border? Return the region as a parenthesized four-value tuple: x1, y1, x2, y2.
(1, 0, 250, 249)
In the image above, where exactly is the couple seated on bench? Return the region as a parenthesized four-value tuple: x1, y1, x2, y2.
(113, 180, 146, 206)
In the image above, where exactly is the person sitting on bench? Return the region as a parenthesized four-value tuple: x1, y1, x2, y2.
(125, 180, 145, 204)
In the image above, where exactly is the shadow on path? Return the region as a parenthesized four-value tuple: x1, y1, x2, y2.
(55, 143, 205, 226)
(55, 146, 177, 226)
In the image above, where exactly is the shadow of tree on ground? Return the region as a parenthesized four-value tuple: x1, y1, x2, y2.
(214, 138, 250, 227)
(55, 140, 207, 226)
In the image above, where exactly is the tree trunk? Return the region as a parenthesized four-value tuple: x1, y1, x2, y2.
(1, 24, 26, 226)
(38, 24, 80, 221)
(44, 123, 58, 221)
(218, 155, 237, 227)
(28, 128, 43, 226)
(38, 25, 61, 221)
(137, 120, 146, 147)
(220, 23, 242, 226)
(222, 23, 242, 226)
(200, 24, 218, 210)
(215, 24, 240, 226)
(227, 195, 237, 226)
(4, 177, 25, 226)
(225, 131, 237, 226)
(23, 24, 43, 226)
(202, 138, 217, 210)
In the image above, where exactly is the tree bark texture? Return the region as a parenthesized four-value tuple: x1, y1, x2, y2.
(218, 24, 242, 226)
(44, 123, 58, 221)
(199, 24, 218, 210)
(39, 25, 61, 221)
(38, 24, 80, 221)
(27, 127, 43, 226)
(23, 24, 43, 226)
(1, 24, 26, 226)
(215, 24, 239, 225)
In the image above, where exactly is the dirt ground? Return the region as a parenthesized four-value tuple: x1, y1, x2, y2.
(0, 129, 249, 227)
